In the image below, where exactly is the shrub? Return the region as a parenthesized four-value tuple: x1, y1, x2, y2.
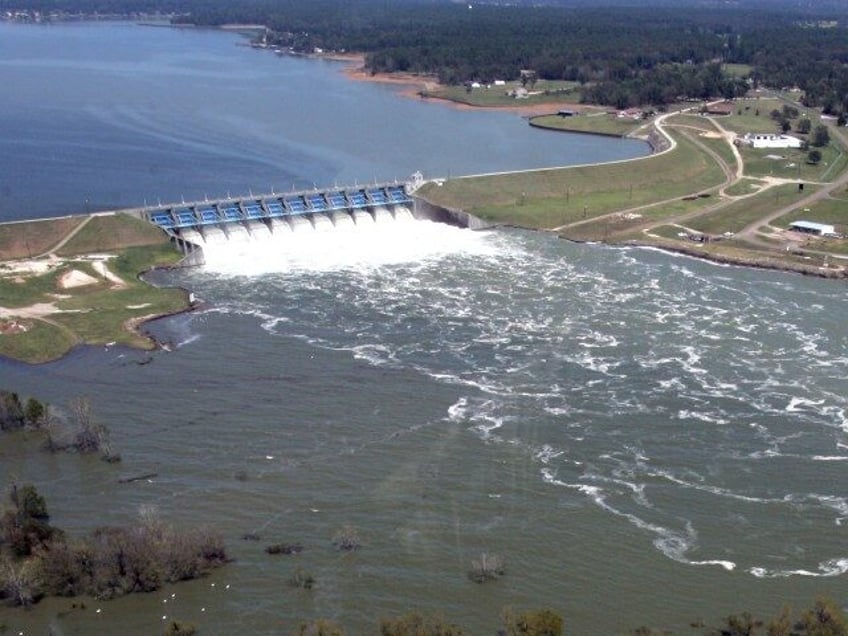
(70, 397, 119, 461)
(379, 611, 467, 636)
(721, 611, 760, 636)
(1, 483, 60, 557)
(288, 566, 315, 590)
(163, 620, 197, 636)
(293, 619, 344, 636)
(501, 608, 564, 636)
(36, 509, 228, 600)
(266, 543, 303, 555)
(0, 392, 25, 431)
(468, 552, 504, 583)
(0, 557, 41, 607)
(332, 525, 360, 552)
(766, 605, 792, 636)
(799, 597, 848, 636)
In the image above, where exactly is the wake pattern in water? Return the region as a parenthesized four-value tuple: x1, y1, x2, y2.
(193, 225, 848, 578)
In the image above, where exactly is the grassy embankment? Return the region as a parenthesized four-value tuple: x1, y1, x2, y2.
(0, 214, 187, 363)
(419, 126, 726, 233)
(529, 112, 643, 137)
(419, 98, 848, 274)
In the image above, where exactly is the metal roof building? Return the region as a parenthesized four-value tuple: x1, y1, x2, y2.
(789, 220, 836, 236)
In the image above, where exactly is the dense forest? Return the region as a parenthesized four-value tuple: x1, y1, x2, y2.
(2, 0, 847, 110)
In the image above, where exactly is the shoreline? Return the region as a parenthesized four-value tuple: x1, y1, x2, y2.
(334, 62, 844, 282)
(339, 59, 591, 118)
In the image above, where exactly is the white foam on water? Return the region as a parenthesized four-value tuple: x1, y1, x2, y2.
(447, 397, 469, 422)
(749, 558, 848, 578)
(176, 333, 202, 348)
(676, 410, 729, 425)
(198, 212, 502, 275)
(786, 396, 826, 412)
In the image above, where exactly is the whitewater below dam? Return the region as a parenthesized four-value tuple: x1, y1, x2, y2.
(0, 20, 846, 636)
(3, 219, 847, 635)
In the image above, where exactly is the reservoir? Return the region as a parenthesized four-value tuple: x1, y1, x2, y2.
(1, 21, 847, 636)
(0, 21, 646, 220)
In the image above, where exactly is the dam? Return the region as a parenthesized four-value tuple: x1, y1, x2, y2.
(142, 182, 416, 259)
(137, 178, 487, 266)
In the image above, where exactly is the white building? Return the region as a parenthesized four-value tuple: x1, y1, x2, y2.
(789, 220, 836, 236)
(736, 133, 803, 149)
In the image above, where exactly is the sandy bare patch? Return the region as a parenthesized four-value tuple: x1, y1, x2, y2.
(699, 131, 724, 139)
(59, 269, 99, 289)
(126, 303, 151, 309)
(0, 319, 28, 335)
(91, 260, 126, 288)
(0, 257, 60, 277)
(0, 302, 61, 319)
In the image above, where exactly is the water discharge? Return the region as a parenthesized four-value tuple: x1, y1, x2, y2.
(198, 209, 501, 275)
(190, 223, 848, 585)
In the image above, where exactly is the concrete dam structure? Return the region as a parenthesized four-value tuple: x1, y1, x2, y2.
(139, 181, 488, 265)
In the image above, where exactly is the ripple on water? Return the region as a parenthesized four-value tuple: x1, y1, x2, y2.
(185, 224, 848, 578)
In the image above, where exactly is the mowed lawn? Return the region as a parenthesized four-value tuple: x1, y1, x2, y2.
(418, 128, 726, 229)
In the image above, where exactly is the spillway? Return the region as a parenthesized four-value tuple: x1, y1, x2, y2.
(140, 183, 424, 259)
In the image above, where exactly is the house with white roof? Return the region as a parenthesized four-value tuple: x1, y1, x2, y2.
(736, 133, 803, 149)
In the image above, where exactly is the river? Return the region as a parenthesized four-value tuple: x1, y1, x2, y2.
(0, 21, 846, 636)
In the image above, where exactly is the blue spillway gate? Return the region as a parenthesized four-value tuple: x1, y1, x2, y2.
(141, 183, 413, 233)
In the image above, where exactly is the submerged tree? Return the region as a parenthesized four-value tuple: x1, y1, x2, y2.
(1, 482, 60, 558)
(468, 551, 504, 583)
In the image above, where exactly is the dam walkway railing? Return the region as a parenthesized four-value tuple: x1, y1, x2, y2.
(141, 183, 413, 233)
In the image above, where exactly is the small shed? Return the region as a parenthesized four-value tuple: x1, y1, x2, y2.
(789, 220, 836, 236)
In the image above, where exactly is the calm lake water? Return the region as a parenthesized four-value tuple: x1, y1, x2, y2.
(1, 21, 847, 636)
(0, 21, 645, 220)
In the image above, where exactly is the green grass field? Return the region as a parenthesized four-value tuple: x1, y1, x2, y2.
(0, 243, 188, 363)
(779, 197, 848, 233)
(724, 178, 766, 196)
(0, 320, 79, 364)
(57, 213, 170, 256)
(686, 183, 819, 235)
(739, 144, 844, 182)
(723, 63, 753, 78)
(529, 113, 641, 137)
(719, 98, 789, 134)
(424, 80, 582, 107)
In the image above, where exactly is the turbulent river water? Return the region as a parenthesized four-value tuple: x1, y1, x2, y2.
(0, 20, 846, 636)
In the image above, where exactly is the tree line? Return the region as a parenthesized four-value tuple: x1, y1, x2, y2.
(2, 0, 847, 110)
